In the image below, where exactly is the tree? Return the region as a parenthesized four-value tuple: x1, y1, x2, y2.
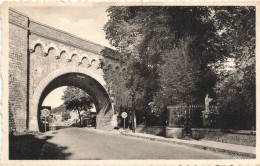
(62, 111, 71, 121)
(155, 37, 200, 108)
(61, 86, 93, 126)
(104, 7, 225, 114)
(100, 50, 131, 111)
(212, 7, 255, 129)
(214, 6, 255, 110)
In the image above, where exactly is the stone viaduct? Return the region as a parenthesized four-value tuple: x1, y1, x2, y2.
(9, 8, 122, 133)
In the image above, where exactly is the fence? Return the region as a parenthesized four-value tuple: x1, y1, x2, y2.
(167, 104, 255, 130)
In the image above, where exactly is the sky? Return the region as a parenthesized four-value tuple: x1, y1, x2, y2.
(14, 6, 112, 48)
(13, 6, 113, 108)
(42, 86, 66, 108)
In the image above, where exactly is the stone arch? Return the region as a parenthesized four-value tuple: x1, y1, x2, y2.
(29, 39, 48, 54)
(70, 54, 80, 64)
(98, 58, 105, 69)
(69, 51, 80, 58)
(107, 64, 113, 70)
(90, 59, 98, 69)
(46, 47, 58, 58)
(121, 67, 126, 73)
(115, 66, 120, 71)
(59, 50, 70, 61)
(29, 66, 112, 131)
(33, 44, 47, 57)
(46, 44, 60, 57)
(80, 56, 91, 67)
(67, 51, 80, 62)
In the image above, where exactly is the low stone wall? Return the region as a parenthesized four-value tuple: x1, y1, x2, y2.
(137, 125, 256, 147)
(165, 127, 183, 138)
(192, 128, 256, 147)
(136, 126, 182, 138)
(136, 125, 165, 136)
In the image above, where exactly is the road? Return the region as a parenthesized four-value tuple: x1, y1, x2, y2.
(39, 127, 233, 159)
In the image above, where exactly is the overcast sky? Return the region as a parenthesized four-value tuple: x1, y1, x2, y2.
(14, 6, 112, 48)
(42, 87, 66, 108)
(14, 6, 112, 108)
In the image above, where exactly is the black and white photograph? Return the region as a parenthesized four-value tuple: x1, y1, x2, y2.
(0, 2, 258, 165)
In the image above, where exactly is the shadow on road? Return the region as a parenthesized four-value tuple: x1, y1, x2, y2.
(39, 143, 71, 159)
(9, 133, 71, 160)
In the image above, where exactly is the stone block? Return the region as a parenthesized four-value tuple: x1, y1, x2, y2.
(165, 127, 183, 138)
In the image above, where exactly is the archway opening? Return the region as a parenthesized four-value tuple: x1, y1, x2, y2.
(36, 72, 113, 132)
(40, 86, 98, 131)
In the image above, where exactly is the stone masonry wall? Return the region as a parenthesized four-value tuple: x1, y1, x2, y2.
(9, 8, 121, 132)
(9, 9, 29, 133)
(28, 37, 104, 101)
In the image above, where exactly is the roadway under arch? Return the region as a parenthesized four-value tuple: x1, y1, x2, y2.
(29, 67, 114, 131)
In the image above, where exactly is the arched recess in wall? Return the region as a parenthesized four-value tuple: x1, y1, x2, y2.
(59, 50, 70, 61)
(90, 59, 99, 69)
(69, 54, 80, 64)
(80, 57, 91, 67)
(29, 40, 48, 54)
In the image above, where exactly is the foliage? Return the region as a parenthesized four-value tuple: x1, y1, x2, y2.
(100, 54, 131, 111)
(211, 7, 256, 129)
(155, 37, 201, 108)
(61, 86, 93, 126)
(51, 104, 66, 114)
(104, 6, 224, 111)
(62, 111, 71, 121)
(183, 112, 192, 138)
(103, 6, 255, 129)
(213, 7, 255, 113)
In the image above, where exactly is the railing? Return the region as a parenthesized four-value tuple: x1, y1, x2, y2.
(167, 104, 255, 130)
(167, 104, 219, 128)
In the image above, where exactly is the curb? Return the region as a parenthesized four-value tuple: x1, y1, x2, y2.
(121, 132, 256, 159)
(83, 127, 123, 135)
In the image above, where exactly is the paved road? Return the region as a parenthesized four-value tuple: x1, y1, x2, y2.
(39, 127, 233, 159)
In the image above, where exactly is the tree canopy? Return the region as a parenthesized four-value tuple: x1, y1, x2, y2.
(101, 58, 131, 111)
(104, 6, 225, 107)
(213, 7, 255, 117)
(103, 6, 255, 128)
(61, 86, 93, 125)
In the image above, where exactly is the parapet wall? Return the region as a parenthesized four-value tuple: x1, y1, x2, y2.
(29, 20, 104, 56)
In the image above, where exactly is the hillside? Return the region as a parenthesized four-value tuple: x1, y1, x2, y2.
(51, 104, 67, 114)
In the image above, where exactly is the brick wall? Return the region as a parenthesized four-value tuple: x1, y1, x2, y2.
(9, 8, 120, 132)
(9, 9, 29, 133)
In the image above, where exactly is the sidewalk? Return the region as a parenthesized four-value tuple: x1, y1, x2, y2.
(120, 130, 256, 158)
